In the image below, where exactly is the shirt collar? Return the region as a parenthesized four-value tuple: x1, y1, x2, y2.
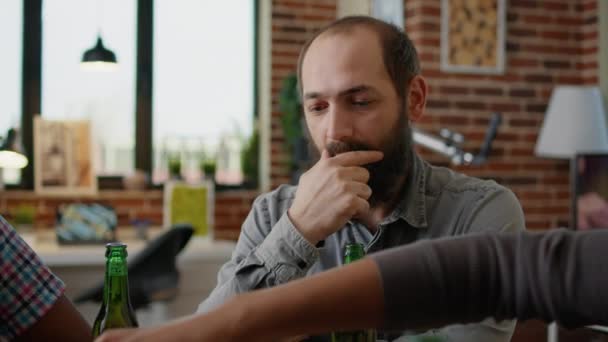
(382, 151, 429, 229)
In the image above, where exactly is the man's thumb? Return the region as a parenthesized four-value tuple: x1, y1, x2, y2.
(321, 149, 330, 159)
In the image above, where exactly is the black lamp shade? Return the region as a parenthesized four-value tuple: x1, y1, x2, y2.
(82, 36, 117, 64)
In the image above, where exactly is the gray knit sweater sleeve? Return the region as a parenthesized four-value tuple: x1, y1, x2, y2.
(371, 229, 608, 331)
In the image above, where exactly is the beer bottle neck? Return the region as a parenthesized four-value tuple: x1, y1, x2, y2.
(343, 243, 365, 264)
(103, 256, 132, 307)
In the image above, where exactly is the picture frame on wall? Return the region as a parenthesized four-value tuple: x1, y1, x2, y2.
(440, 0, 506, 74)
(34, 116, 97, 196)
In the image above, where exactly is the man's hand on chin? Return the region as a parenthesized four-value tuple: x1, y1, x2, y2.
(288, 149, 383, 245)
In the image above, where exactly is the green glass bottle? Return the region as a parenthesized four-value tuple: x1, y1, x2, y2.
(92, 242, 138, 337)
(331, 243, 376, 342)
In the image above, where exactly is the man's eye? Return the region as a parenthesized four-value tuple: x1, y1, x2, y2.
(308, 103, 327, 113)
(353, 100, 372, 107)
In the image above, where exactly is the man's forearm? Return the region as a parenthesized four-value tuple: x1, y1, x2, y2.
(224, 258, 384, 341)
(219, 230, 608, 340)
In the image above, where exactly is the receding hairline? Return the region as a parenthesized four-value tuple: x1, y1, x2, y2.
(298, 21, 388, 95)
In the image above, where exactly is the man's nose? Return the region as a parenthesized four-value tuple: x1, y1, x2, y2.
(326, 106, 353, 141)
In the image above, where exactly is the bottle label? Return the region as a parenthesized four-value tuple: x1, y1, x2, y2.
(109, 263, 126, 276)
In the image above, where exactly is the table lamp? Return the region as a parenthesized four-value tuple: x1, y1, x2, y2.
(0, 128, 29, 190)
(535, 85, 608, 226)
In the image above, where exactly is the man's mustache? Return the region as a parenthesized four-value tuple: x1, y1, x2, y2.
(325, 140, 373, 157)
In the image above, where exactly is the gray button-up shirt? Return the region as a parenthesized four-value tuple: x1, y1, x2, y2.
(198, 153, 526, 341)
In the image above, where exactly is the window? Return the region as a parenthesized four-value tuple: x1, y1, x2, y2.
(42, 0, 136, 176)
(0, 1, 23, 185)
(153, 0, 255, 184)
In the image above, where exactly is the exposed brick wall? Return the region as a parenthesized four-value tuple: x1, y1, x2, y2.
(0, 190, 257, 241)
(402, 0, 599, 230)
(270, 0, 337, 188)
(581, 0, 599, 85)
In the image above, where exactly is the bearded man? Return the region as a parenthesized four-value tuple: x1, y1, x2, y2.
(198, 16, 525, 342)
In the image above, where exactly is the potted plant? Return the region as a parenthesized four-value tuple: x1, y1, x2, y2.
(241, 128, 259, 188)
(200, 158, 217, 182)
(279, 73, 309, 183)
(167, 153, 182, 180)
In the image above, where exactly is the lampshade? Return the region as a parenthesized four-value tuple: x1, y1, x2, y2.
(0, 128, 28, 169)
(81, 36, 117, 71)
(535, 86, 608, 159)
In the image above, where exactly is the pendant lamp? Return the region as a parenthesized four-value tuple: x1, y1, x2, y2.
(81, 35, 118, 71)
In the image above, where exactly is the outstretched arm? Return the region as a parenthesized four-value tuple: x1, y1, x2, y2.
(98, 229, 608, 341)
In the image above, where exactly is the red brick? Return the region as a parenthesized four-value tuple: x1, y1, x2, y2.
(556, 75, 584, 84)
(474, 87, 503, 96)
(584, 76, 599, 84)
(555, 17, 584, 26)
(509, 28, 537, 37)
(509, 88, 536, 98)
(455, 101, 487, 111)
(522, 15, 553, 25)
(526, 104, 548, 113)
(541, 30, 571, 40)
(510, 118, 539, 127)
(582, 46, 598, 54)
(490, 103, 521, 113)
(509, 58, 539, 67)
(420, 5, 440, 16)
(583, 1, 598, 11)
(439, 86, 469, 95)
(524, 74, 553, 84)
(543, 60, 571, 69)
(525, 206, 569, 215)
(438, 116, 470, 126)
(511, 0, 538, 9)
(542, 2, 570, 11)
(426, 100, 450, 109)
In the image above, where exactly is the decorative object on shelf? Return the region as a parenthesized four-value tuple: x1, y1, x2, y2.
(34, 116, 97, 196)
(123, 169, 149, 190)
(440, 0, 506, 74)
(10, 204, 36, 231)
(163, 181, 214, 237)
(55, 203, 117, 244)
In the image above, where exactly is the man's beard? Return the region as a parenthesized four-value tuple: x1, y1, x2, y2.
(307, 113, 414, 208)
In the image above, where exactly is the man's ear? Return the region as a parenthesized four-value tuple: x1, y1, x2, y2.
(407, 75, 427, 123)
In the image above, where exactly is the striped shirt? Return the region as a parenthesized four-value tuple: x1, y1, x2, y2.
(0, 216, 65, 341)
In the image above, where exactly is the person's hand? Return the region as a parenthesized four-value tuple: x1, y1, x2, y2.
(578, 192, 608, 229)
(94, 325, 196, 342)
(288, 149, 383, 245)
(94, 314, 227, 342)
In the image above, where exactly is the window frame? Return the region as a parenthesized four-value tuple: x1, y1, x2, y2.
(16, 0, 259, 190)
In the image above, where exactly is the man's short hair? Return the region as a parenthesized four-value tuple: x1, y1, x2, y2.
(297, 16, 421, 104)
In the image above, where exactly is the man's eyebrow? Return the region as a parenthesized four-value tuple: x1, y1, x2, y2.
(303, 85, 374, 100)
(339, 85, 373, 97)
(303, 92, 322, 100)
